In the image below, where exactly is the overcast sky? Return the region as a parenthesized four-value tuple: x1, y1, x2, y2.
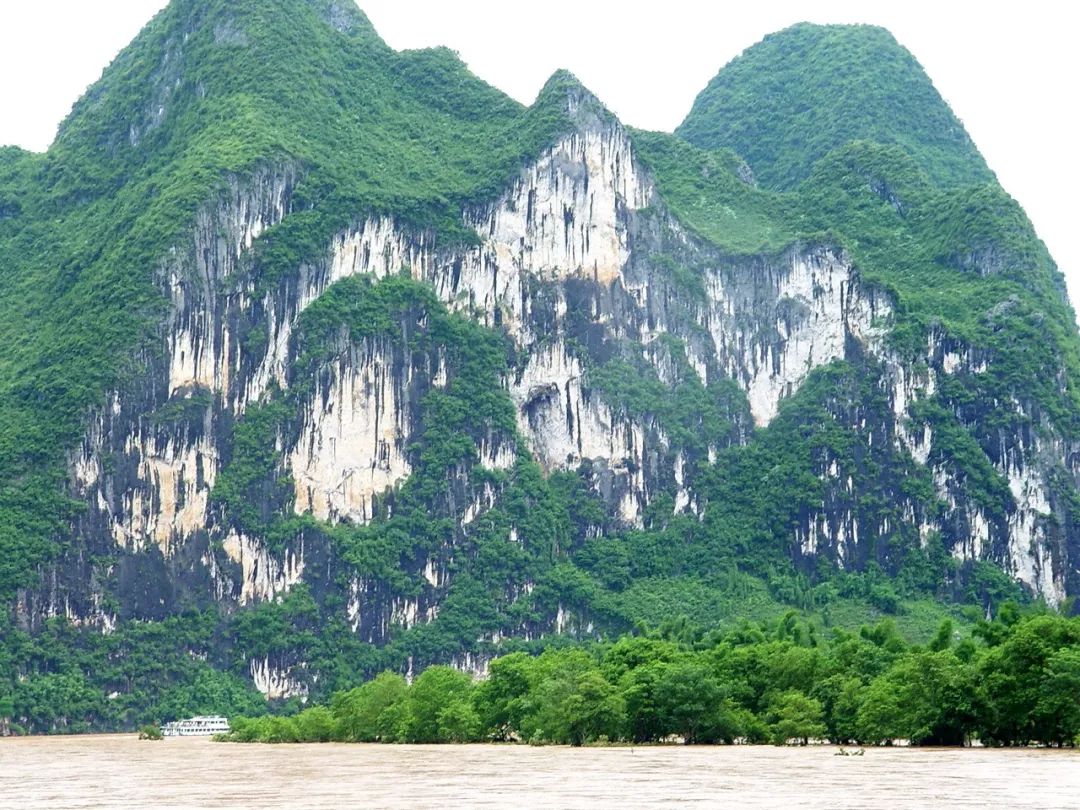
(1, 0, 1075, 315)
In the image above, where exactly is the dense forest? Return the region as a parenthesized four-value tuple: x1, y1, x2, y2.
(221, 610, 1080, 747)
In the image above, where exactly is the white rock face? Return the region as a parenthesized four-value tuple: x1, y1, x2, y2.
(994, 427, 1063, 603)
(429, 128, 653, 342)
(777, 297, 1073, 605)
(887, 358, 935, 467)
(478, 432, 516, 471)
(202, 127, 652, 538)
(462, 483, 499, 526)
(77, 168, 296, 559)
(704, 250, 886, 427)
(471, 128, 651, 286)
(451, 652, 490, 680)
(796, 506, 860, 565)
(70, 112, 1076, 615)
(673, 452, 696, 515)
(79, 124, 667, 553)
(345, 577, 365, 633)
(87, 127, 654, 569)
(73, 127, 892, 568)
(165, 168, 294, 401)
(889, 328, 1067, 604)
(250, 656, 307, 701)
(391, 598, 420, 631)
(222, 530, 305, 605)
(289, 341, 413, 524)
(879, 328, 1069, 604)
(115, 430, 218, 554)
(45, 590, 117, 636)
(250, 217, 433, 402)
(510, 341, 652, 524)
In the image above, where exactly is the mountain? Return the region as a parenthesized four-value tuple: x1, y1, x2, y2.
(676, 23, 995, 190)
(2, 0, 1078, 730)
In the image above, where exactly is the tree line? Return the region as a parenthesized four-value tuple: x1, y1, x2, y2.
(221, 608, 1080, 747)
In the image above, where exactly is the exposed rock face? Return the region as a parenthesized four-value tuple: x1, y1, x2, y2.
(51, 108, 1078, 692)
(703, 251, 881, 427)
(927, 392, 1072, 605)
(510, 342, 655, 525)
(787, 328, 1076, 604)
(250, 655, 307, 701)
(289, 340, 418, 524)
(222, 530, 305, 606)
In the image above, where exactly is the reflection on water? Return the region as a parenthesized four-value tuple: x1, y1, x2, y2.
(1, 735, 1078, 809)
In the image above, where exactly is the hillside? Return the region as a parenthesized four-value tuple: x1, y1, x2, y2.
(676, 23, 995, 190)
(1, 0, 1077, 732)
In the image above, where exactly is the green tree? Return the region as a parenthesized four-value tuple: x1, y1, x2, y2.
(618, 661, 668, 743)
(766, 691, 826, 746)
(813, 674, 864, 743)
(855, 676, 906, 744)
(398, 666, 475, 743)
(1035, 647, 1080, 746)
(331, 672, 408, 742)
(652, 660, 742, 744)
(295, 706, 336, 742)
(857, 651, 973, 745)
(437, 699, 482, 743)
(522, 652, 625, 745)
(472, 652, 535, 741)
(976, 615, 1080, 745)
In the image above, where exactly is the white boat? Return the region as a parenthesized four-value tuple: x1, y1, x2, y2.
(161, 715, 231, 737)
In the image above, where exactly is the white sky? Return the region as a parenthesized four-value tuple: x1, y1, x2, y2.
(1, 0, 1076, 315)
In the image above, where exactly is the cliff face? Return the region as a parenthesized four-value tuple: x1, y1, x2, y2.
(3, 1, 1078, 710)
(34, 107, 1074, 695)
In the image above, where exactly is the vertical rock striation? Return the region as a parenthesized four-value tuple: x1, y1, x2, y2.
(56, 94, 1077, 691)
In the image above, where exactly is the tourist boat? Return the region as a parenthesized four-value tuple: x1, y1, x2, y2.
(161, 716, 231, 737)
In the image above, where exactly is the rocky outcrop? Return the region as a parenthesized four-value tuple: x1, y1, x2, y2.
(289, 340, 418, 524)
(222, 530, 305, 606)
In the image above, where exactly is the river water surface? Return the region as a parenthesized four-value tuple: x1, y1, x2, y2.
(1, 735, 1077, 809)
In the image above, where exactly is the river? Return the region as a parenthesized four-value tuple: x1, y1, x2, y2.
(1, 735, 1077, 808)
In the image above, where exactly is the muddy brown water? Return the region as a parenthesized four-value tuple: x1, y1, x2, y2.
(1, 735, 1078, 809)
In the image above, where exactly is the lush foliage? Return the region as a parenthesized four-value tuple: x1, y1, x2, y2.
(676, 23, 993, 190)
(0, 610, 267, 735)
(0, 0, 579, 599)
(630, 131, 794, 254)
(221, 609, 1080, 747)
(2, 3, 1079, 734)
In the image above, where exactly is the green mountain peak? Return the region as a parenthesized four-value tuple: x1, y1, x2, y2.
(534, 69, 616, 131)
(676, 22, 994, 191)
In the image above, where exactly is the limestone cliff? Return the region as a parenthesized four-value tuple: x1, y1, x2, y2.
(2, 0, 1077, 710)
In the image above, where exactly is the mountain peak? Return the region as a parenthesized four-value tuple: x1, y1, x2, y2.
(167, 0, 377, 34)
(52, 0, 388, 151)
(306, 0, 374, 34)
(535, 69, 615, 131)
(676, 22, 993, 190)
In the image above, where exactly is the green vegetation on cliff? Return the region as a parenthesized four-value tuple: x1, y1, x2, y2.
(1, 1, 1078, 735)
(0, 0, 584, 600)
(662, 27, 1080, 536)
